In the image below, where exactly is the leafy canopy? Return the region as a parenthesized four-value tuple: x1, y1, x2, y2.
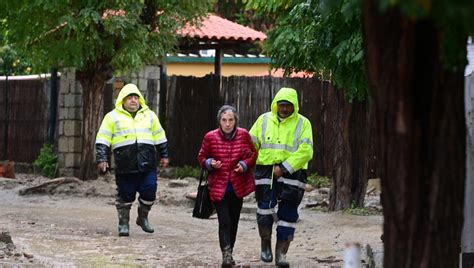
(0, 0, 214, 74)
(0, 19, 33, 75)
(246, 0, 474, 100)
(247, 0, 366, 100)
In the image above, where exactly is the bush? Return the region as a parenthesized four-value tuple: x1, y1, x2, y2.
(345, 206, 372, 216)
(173, 165, 201, 179)
(33, 144, 58, 178)
(307, 173, 331, 188)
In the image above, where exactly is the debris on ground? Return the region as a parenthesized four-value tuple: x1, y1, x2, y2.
(0, 160, 15, 179)
(0, 232, 17, 259)
(0, 173, 384, 266)
(18, 177, 83, 195)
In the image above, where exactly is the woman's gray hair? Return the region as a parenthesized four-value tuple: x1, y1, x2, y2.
(217, 105, 239, 125)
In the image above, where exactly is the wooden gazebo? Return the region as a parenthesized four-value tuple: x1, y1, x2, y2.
(178, 14, 267, 76)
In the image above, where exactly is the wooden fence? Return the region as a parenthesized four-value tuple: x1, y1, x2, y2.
(0, 78, 54, 162)
(164, 75, 377, 177)
(0, 73, 377, 179)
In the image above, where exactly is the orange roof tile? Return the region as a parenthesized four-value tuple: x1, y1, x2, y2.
(179, 14, 266, 42)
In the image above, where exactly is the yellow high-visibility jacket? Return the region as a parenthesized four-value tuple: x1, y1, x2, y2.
(249, 87, 313, 173)
(95, 84, 167, 173)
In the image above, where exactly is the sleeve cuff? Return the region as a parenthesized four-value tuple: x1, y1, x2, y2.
(239, 161, 248, 172)
(205, 158, 214, 170)
(280, 161, 293, 175)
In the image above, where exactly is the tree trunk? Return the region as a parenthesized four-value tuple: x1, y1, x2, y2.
(327, 86, 371, 210)
(77, 65, 111, 180)
(462, 74, 474, 256)
(362, 1, 466, 267)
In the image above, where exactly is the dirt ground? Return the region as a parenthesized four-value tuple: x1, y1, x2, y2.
(0, 173, 383, 267)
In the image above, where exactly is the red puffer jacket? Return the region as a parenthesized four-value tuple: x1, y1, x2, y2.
(198, 127, 257, 202)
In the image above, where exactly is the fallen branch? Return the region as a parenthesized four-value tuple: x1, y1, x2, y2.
(18, 177, 82, 195)
(311, 255, 341, 263)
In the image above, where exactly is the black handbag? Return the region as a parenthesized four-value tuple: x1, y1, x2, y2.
(192, 168, 214, 219)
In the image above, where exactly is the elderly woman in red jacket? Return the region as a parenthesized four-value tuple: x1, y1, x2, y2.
(198, 105, 257, 266)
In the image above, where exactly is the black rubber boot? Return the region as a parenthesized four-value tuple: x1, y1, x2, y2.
(117, 206, 130, 237)
(258, 225, 273, 262)
(229, 248, 236, 265)
(136, 203, 154, 233)
(275, 239, 291, 268)
(221, 246, 233, 267)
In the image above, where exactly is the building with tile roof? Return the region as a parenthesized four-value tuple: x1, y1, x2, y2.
(178, 14, 266, 43)
(174, 13, 267, 76)
(165, 52, 271, 77)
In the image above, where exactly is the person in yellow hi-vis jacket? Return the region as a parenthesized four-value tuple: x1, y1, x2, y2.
(95, 83, 169, 237)
(249, 87, 313, 267)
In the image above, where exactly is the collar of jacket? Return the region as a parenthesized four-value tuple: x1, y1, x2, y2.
(219, 127, 237, 140)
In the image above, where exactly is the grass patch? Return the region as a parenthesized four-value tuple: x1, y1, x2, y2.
(345, 207, 372, 216)
(173, 165, 201, 179)
(344, 201, 382, 216)
(309, 206, 329, 213)
(307, 173, 331, 188)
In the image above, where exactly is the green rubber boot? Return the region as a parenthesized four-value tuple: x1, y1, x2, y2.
(117, 206, 130, 237)
(136, 203, 154, 233)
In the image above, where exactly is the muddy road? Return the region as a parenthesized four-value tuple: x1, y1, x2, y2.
(0, 174, 383, 267)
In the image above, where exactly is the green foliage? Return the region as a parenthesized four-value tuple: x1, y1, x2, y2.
(307, 173, 331, 188)
(245, 0, 298, 16)
(33, 144, 58, 178)
(173, 165, 201, 179)
(247, 0, 368, 101)
(0, 0, 214, 180)
(213, 0, 277, 53)
(247, 0, 474, 99)
(344, 200, 381, 215)
(351, 200, 357, 209)
(214, 0, 276, 32)
(345, 206, 372, 216)
(0, 45, 33, 75)
(0, 19, 33, 75)
(309, 206, 329, 213)
(0, 0, 215, 74)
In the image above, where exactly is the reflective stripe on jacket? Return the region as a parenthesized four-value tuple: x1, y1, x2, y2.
(249, 87, 313, 173)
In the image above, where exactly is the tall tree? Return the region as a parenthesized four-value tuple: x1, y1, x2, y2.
(1, 0, 214, 180)
(213, 0, 275, 32)
(212, 0, 277, 54)
(249, 0, 474, 266)
(362, 1, 471, 267)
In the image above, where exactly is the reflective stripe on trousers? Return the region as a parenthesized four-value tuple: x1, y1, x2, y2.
(256, 179, 299, 241)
